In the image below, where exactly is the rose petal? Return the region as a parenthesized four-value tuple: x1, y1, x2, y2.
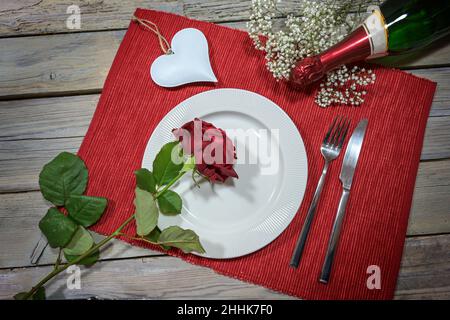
(173, 118, 238, 183)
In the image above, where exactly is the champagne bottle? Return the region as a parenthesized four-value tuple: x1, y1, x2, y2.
(290, 0, 450, 86)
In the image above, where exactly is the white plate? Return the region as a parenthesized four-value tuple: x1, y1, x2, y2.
(142, 88, 307, 259)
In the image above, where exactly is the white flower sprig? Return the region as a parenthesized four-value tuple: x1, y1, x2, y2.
(247, 0, 377, 107)
(315, 66, 376, 107)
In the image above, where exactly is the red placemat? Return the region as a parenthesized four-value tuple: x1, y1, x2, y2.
(78, 8, 436, 300)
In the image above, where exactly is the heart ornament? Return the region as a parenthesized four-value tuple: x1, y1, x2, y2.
(150, 28, 218, 87)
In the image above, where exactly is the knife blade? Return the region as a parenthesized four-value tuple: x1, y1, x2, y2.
(340, 119, 368, 190)
(319, 118, 368, 284)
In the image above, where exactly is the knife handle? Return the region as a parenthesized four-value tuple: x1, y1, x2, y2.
(320, 188, 350, 284)
(290, 161, 330, 268)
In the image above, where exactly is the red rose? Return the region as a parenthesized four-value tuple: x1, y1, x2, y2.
(173, 118, 238, 183)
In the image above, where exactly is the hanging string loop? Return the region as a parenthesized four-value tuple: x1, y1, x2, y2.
(132, 15, 173, 54)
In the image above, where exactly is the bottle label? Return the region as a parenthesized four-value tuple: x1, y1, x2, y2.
(362, 6, 388, 58)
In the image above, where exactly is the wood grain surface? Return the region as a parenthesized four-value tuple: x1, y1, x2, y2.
(0, 0, 449, 300)
(1, 234, 448, 299)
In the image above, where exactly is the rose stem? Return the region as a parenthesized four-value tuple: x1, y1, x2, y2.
(23, 163, 192, 298)
(155, 171, 187, 198)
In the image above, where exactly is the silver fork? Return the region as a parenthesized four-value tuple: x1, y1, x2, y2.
(290, 116, 350, 268)
(30, 234, 48, 265)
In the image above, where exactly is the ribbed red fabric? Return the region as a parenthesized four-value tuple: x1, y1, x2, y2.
(78, 9, 436, 300)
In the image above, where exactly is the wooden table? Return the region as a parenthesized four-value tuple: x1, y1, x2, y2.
(0, 1, 449, 300)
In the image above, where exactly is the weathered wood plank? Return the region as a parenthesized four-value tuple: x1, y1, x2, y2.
(427, 100, 450, 117)
(1, 93, 448, 142)
(408, 159, 450, 236)
(0, 94, 98, 141)
(1, 234, 448, 299)
(3, 0, 446, 71)
(0, 137, 83, 193)
(0, 0, 380, 37)
(0, 22, 449, 100)
(0, 30, 125, 100)
(0, 95, 97, 193)
(0, 0, 183, 37)
(395, 234, 450, 299)
(1, 93, 449, 194)
(0, 190, 159, 269)
(422, 116, 450, 161)
(183, 0, 380, 23)
(1, 157, 448, 269)
(0, 254, 292, 300)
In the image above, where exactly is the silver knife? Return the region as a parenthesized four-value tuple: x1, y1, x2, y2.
(319, 119, 368, 284)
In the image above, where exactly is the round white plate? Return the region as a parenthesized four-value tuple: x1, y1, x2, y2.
(142, 88, 307, 259)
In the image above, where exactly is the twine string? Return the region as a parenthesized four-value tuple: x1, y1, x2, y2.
(132, 15, 173, 54)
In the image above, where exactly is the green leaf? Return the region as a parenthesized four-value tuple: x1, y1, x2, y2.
(39, 208, 78, 248)
(64, 245, 99, 266)
(144, 226, 161, 243)
(152, 141, 183, 185)
(135, 168, 156, 193)
(39, 152, 88, 206)
(63, 226, 94, 256)
(158, 226, 205, 254)
(66, 195, 107, 227)
(143, 226, 170, 250)
(157, 190, 182, 215)
(134, 187, 158, 236)
(181, 155, 196, 173)
(14, 287, 46, 300)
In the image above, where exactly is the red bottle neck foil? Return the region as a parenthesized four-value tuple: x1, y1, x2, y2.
(290, 26, 372, 87)
(290, 5, 390, 88)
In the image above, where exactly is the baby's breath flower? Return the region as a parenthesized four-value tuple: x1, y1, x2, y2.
(315, 66, 376, 107)
(247, 0, 377, 107)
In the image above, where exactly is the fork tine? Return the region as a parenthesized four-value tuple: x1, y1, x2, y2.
(335, 117, 349, 146)
(338, 119, 351, 148)
(330, 116, 345, 146)
(323, 116, 339, 145)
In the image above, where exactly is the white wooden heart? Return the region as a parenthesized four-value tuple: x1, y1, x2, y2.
(150, 28, 218, 87)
